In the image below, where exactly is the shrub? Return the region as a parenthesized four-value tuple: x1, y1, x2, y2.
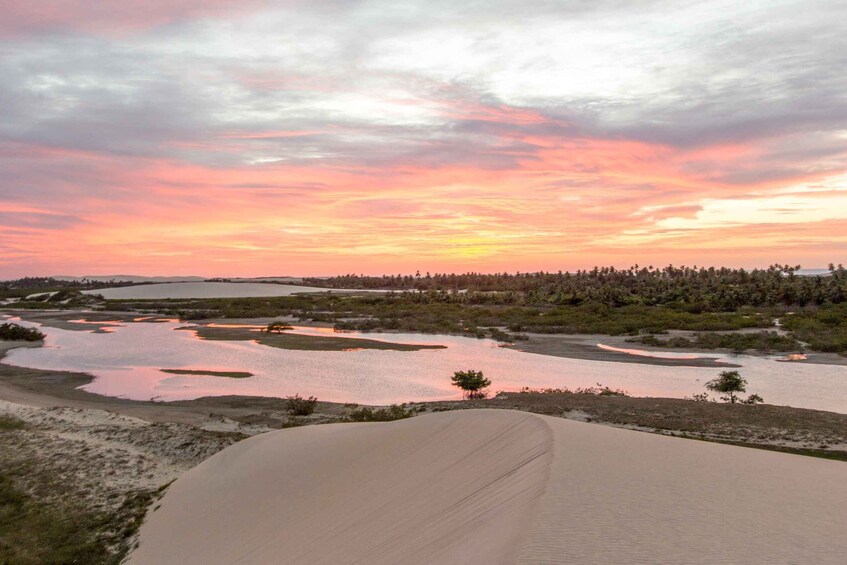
(266, 321, 294, 333)
(574, 384, 629, 397)
(0, 323, 44, 342)
(515, 384, 629, 396)
(0, 415, 25, 430)
(451, 370, 491, 399)
(704, 370, 763, 404)
(285, 394, 318, 416)
(347, 404, 417, 422)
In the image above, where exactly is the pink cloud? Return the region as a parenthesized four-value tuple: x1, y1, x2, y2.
(0, 0, 267, 37)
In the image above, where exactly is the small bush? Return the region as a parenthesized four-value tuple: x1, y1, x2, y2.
(575, 384, 629, 397)
(347, 404, 416, 422)
(285, 394, 318, 416)
(516, 384, 629, 397)
(266, 321, 294, 333)
(0, 415, 25, 430)
(451, 370, 491, 399)
(0, 323, 44, 342)
(518, 387, 572, 394)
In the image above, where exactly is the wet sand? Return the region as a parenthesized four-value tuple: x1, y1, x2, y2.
(505, 334, 742, 368)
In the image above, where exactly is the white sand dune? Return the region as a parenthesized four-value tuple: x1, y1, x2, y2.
(129, 410, 847, 564)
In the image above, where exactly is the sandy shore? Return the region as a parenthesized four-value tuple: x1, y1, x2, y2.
(128, 409, 847, 564)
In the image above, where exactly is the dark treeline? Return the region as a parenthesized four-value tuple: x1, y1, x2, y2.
(0, 277, 136, 299)
(305, 264, 847, 311)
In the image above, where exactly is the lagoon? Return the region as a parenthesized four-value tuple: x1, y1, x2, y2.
(4, 317, 846, 413)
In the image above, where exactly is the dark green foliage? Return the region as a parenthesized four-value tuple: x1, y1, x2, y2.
(0, 323, 44, 342)
(0, 277, 136, 300)
(305, 264, 847, 310)
(704, 371, 763, 404)
(516, 384, 629, 396)
(487, 328, 511, 342)
(780, 303, 847, 355)
(0, 474, 113, 564)
(285, 394, 318, 416)
(27, 263, 845, 354)
(0, 415, 25, 431)
(346, 404, 417, 422)
(265, 321, 294, 333)
(631, 331, 801, 352)
(451, 370, 492, 399)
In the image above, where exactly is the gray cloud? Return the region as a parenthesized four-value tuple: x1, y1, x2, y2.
(0, 0, 844, 203)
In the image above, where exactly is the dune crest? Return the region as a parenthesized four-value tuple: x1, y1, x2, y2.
(129, 410, 847, 564)
(129, 411, 553, 564)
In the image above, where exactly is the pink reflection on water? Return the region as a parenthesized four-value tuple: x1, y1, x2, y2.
(67, 318, 124, 333)
(779, 353, 808, 361)
(596, 343, 703, 360)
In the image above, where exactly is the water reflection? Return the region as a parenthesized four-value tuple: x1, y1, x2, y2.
(3, 318, 845, 413)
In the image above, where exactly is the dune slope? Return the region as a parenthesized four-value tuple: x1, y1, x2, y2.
(129, 410, 552, 564)
(129, 410, 847, 564)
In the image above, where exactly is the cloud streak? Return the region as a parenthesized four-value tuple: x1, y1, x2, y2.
(0, 0, 845, 277)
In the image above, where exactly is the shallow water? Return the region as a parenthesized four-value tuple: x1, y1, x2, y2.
(4, 318, 846, 412)
(81, 281, 377, 299)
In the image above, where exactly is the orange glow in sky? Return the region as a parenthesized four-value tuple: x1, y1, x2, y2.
(1, 1, 845, 277)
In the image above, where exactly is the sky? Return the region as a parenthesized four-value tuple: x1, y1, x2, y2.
(1, 0, 846, 278)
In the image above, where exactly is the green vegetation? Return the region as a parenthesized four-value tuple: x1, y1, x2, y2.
(630, 331, 801, 353)
(781, 303, 847, 356)
(333, 302, 772, 336)
(705, 371, 763, 404)
(285, 394, 318, 416)
(306, 264, 847, 310)
(0, 323, 44, 342)
(347, 404, 418, 422)
(0, 277, 134, 300)
(0, 415, 26, 431)
(516, 384, 629, 396)
(0, 473, 164, 565)
(106, 296, 774, 336)
(0, 473, 110, 564)
(7, 265, 847, 354)
(160, 369, 253, 378)
(265, 321, 294, 333)
(451, 370, 492, 399)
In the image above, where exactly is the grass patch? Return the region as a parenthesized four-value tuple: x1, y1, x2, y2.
(0, 415, 25, 431)
(160, 369, 253, 379)
(347, 404, 419, 422)
(0, 472, 151, 565)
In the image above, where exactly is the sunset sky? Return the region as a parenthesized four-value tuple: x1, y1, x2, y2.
(1, 0, 845, 278)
